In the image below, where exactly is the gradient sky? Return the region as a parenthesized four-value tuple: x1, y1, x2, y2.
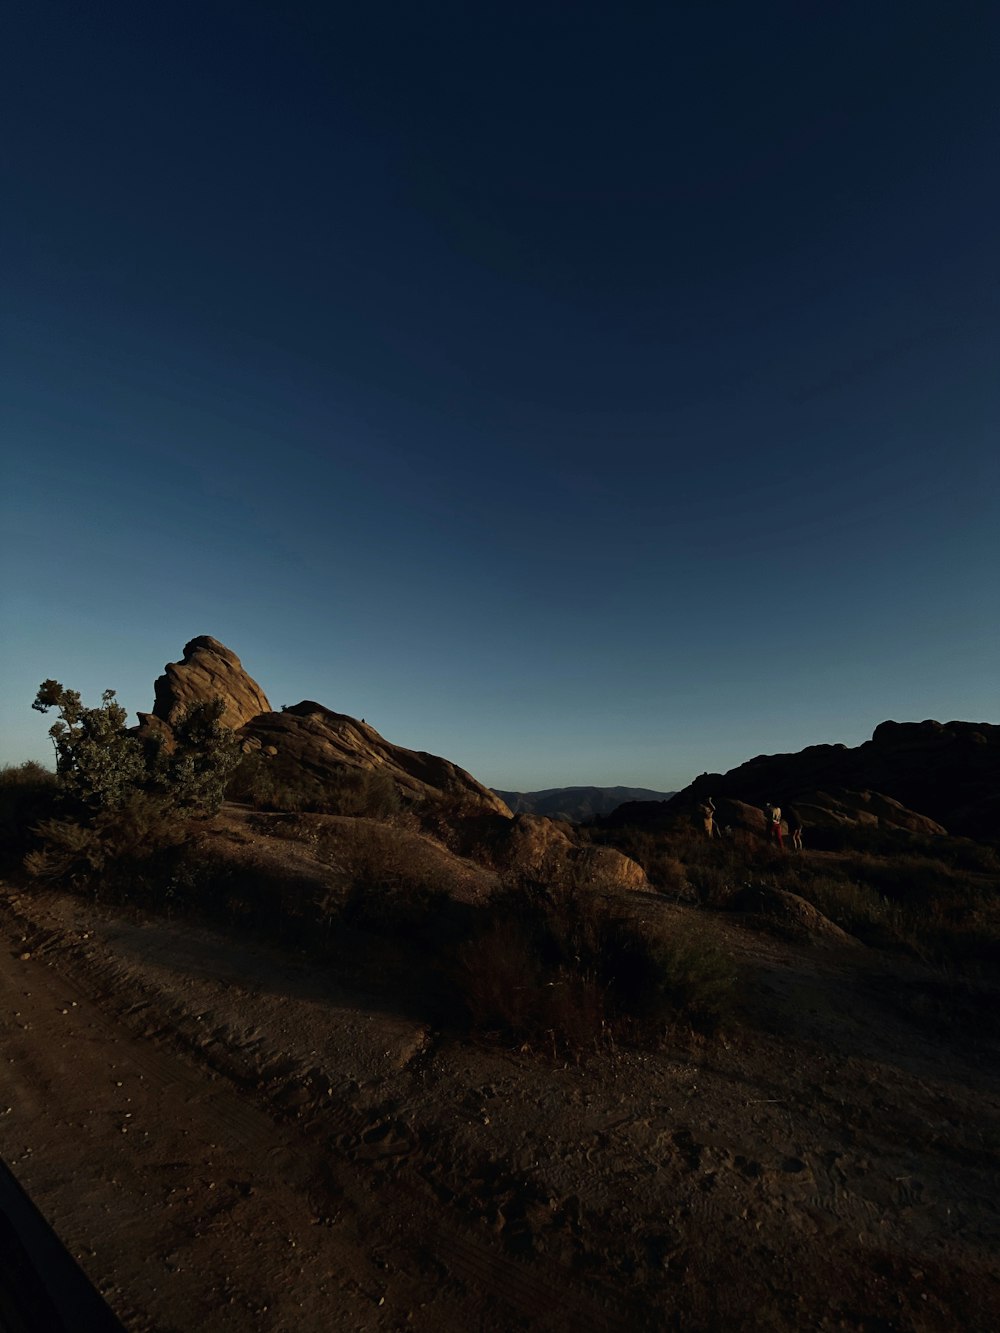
(2, 1, 998, 791)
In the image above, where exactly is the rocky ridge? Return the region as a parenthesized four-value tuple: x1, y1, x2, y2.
(134, 636, 509, 817)
(609, 720, 999, 839)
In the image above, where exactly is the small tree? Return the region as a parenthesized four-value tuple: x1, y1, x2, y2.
(32, 681, 240, 816)
(33, 680, 146, 810)
(156, 697, 241, 813)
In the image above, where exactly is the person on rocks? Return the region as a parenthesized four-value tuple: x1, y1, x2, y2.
(765, 801, 783, 849)
(786, 806, 803, 852)
(697, 796, 717, 838)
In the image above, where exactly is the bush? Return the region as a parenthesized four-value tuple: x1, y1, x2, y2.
(792, 874, 899, 941)
(452, 878, 737, 1052)
(0, 762, 59, 869)
(154, 699, 241, 812)
(231, 758, 401, 820)
(619, 916, 738, 1031)
(25, 794, 190, 904)
(33, 682, 146, 810)
(581, 827, 691, 897)
(31, 681, 239, 817)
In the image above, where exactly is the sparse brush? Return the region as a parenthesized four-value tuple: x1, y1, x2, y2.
(233, 759, 401, 819)
(452, 877, 737, 1053)
(25, 794, 191, 903)
(794, 875, 897, 937)
(0, 761, 61, 868)
(607, 916, 738, 1032)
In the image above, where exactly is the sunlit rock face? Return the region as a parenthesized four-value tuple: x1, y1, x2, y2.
(151, 636, 271, 730)
(242, 701, 512, 816)
(135, 637, 509, 816)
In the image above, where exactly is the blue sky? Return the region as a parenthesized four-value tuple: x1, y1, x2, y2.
(2, 1, 997, 790)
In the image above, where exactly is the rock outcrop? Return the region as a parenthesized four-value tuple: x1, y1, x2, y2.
(611, 720, 999, 839)
(132, 638, 510, 818)
(242, 702, 511, 817)
(149, 636, 271, 730)
(476, 812, 647, 889)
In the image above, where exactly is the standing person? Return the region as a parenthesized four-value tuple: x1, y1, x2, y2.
(698, 796, 717, 838)
(787, 806, 803, 852)
(765, 802, 783, 849)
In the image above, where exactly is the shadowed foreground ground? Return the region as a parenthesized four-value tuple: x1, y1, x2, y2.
(1, 865, 998, 1332)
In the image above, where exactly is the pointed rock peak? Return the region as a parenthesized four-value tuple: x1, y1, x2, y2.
(151, 636, 271, 730)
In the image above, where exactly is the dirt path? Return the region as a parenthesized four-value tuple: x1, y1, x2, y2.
(2, 882, 1000, 1331)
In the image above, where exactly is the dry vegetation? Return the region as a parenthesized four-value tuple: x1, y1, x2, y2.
(4, 754, 1000, 1330)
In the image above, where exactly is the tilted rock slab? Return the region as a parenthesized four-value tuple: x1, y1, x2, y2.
(243, 701, 512, 817)
(150, 636, 271, 730)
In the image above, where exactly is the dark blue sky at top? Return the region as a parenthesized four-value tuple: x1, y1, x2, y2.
(2, 1, 997, 789)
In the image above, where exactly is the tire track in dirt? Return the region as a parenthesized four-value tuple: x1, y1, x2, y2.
(1, 894, 643, 1331)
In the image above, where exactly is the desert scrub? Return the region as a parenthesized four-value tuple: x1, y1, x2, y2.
(25, 794, 191, 905)
(582, 827, 690, 897)
(313, 820, 451, 936)
(32, 682, 239, 815)
(0, 761, 59, 870)
(232, 757, 401, 819)
(453, 881, 737, 1053)
(793, 875, 900, 940)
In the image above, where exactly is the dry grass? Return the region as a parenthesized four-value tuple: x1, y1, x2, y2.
(452, 878, 737, 1053)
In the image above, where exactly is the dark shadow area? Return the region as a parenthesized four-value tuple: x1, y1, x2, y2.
(0, 1156, 125, 1333)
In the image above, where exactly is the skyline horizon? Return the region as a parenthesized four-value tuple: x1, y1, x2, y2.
(4, 629, 993, 795)
(2, 5, 996, 786)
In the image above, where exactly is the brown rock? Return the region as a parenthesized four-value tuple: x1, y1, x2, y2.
(482, 813, 647, 890)
(243, 702, 511, 816)
(152, 636, 271, 730)
(660, 718, 1000, 838)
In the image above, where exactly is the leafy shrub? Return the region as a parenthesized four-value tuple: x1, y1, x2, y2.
(32, 681, 239, 817)
(33, 681, 146, 810)
(153, 699, 241, 812)
(25, 795, 190, 903)
(0, 761, 60, 869)
(453, 879, 737, 1052)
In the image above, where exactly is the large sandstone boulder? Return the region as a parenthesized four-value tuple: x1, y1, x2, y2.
(479, 813, 648, 890)
(150, 636, 271, 730)
(242, 702, 511, 817)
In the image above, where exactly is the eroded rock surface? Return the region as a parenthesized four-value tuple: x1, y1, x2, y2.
(243, 702, 511, 816)
(470, 812, 647, 889)
(151, 636, 271, 730)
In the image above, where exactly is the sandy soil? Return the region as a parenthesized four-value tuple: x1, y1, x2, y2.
(1, 867, 999, 1332)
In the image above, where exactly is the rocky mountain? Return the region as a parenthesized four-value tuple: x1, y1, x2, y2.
(135, 637, 510, 816)
(493, 786, 676, 823)
(608, 720, 999, 840)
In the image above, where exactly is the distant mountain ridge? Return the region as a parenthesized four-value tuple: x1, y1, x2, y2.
(492, 786, 676, 823)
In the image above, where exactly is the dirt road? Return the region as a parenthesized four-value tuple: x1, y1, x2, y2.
(2, 881, 999, 1331)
